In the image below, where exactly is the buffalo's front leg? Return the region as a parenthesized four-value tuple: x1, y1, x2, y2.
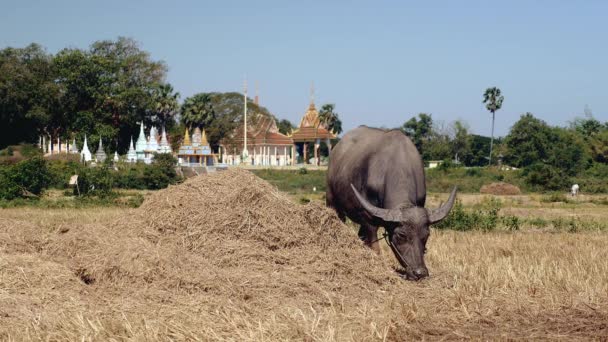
(358, 223, 380, 254)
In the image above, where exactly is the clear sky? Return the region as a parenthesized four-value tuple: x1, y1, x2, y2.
(1, 0, 607, 136)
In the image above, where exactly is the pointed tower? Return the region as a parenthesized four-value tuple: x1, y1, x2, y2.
(183, 127, 191, 146)
(192, 127, 202, 147)
(95, 138, 107, 163)
(70, 138, 79, 154)
(147, 127, 159, 152)
(135, 122, 147, 161)
(81, 135, 92, 162)
(127, 136, 137, 163)
(201, 129, 209, 146)
(159, 127, 172, 153)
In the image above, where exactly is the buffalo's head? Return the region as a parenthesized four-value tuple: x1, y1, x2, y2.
(350, 184, 457, 281)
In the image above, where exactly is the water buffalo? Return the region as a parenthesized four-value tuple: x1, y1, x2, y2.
(326, 126, 457, 280)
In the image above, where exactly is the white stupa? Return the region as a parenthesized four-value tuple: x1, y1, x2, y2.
(135, 122, 147, 161)
(147, 127, 159, 152)
(159, 127, 172, 153)
(113, 151, 119, 162)
(81, 135, 92, 162)
(127, 136, 137, 163)
(70, 138, 79, 153)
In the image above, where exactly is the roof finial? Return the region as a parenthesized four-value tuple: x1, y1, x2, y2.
(310, 81, 315, 105)
(254, 80, 259, 105)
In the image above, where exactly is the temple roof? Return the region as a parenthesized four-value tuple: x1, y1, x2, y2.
(221, 113, 293, 147)
(289, 101, 337, 142)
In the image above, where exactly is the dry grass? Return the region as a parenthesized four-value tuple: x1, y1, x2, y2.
(1, 169, 607, 340)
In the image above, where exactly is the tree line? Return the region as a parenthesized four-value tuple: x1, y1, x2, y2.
(400, 110, 608, 190)
(0, 38, 343, 154)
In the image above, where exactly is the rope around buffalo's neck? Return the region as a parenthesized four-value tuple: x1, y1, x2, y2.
(369, 230, 411, 273)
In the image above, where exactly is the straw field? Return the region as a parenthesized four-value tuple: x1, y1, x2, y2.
(1, 169, 607, 340)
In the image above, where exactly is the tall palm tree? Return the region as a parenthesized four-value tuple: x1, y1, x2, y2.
(318, 103, 343, 135)
(180, 93, 215, 130)
(483, 87, 504, 165)
(153, 83, 180, 128)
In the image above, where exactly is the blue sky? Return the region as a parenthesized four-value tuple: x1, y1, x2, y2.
(1, 0, 607, 136)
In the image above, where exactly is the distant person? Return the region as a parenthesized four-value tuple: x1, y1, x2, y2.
(571, 184, 580, 197)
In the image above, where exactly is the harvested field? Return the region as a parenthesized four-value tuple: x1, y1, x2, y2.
(480, 182, 522, 195)
(1, 169, 608, 340)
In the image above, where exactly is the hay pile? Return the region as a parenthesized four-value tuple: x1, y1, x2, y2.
(480, 182, 522, 195)
(0, 169, 404, 340)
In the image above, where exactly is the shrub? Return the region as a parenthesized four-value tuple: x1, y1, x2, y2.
(152, 153, 178, 181)
(523, 163, 570, 191)
(435, 198, 517, 231)
(19, 144, 42, 158)
(10, 157, 51, 196)
(0, 146, 14, 156)
(47, 160, 84, 189)
(465, 168, 482, 177)
(0, 157, 51, 200)
(0, 168, 21, 200)
(143, 166, 172, 190)
(77, 166, 114, 197)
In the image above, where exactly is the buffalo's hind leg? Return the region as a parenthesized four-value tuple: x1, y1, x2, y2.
(358, 223, 380, 254)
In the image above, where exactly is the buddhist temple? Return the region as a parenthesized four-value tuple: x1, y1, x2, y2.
(131, 122, 173, 164)
(178, 127, 218, 166)
(220, 113, 293, 166)
(127, 137, 137, 162)
(288, 98, 337, 165)
(81, 135, 92, 162)
(135, 122, 147, 161)
(159, 128, 172, 154)
(95, 139, 107, 163)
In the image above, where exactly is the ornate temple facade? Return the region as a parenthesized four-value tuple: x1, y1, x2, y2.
(219, 114, 293, 166)
(133, 122, 172, 164)
(219, 98, 336, 166)
(289, 101, 337, 165)
(177, 127, 217, 166)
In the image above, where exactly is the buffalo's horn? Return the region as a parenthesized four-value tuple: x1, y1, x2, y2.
(350, 184, 401, 223)
(427, 186, 457, 224)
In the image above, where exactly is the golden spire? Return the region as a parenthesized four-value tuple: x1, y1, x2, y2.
(201, 129, 209, 146)
(184, 127, 191, 146)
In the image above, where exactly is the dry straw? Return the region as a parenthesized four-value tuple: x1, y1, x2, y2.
(1, 169, 607, 340)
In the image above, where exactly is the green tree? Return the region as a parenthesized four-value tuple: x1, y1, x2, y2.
(451, 120, 472, 165)
(151, 83, 180, 129)
(276, 119, 294, 135)
(181, 92, 278, 150)
(483, 87, 504, 165)
(318, 103, 343, 135)
(181, 93, 215, 130)
(467, 135, 491, 166)
(504, 113, 552, 168)
(589, 129, 608, 163)
(0, 44, 58, 148)
(401, 113, 433, 154)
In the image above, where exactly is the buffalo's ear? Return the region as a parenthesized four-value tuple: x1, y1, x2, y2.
(350, 184, 401, 223)
(427, 187, 457, 224)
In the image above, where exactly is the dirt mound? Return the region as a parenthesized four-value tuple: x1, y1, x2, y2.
(480, 182, 522, 195)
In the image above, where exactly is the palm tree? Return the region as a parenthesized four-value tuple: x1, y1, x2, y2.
(153, 83, 180, 128)
(318, 104, 343, 135)
(180, 93, 215, 130)
(483, 87, 504, 165)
